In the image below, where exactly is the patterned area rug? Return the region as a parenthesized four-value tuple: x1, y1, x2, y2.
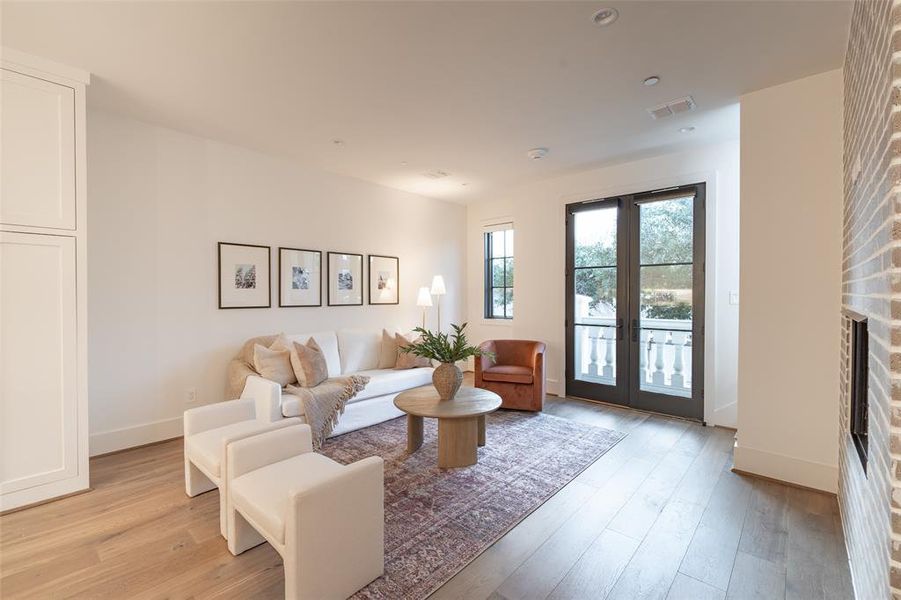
(320, 409, 625, 600)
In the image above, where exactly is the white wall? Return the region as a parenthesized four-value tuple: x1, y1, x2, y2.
(87, 109, 466, 455)
(735, 69, 843, 492)
(465, 138, 741, 427)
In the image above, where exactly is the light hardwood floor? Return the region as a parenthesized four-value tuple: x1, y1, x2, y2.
(0, 393, 854, 600)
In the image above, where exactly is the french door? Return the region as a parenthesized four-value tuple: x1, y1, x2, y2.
(565, 183, 705, 420)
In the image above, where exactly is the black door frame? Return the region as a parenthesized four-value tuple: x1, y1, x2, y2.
(565, 183, 706, 421)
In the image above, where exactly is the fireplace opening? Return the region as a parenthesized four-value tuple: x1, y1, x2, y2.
(850, 317, 868, 472)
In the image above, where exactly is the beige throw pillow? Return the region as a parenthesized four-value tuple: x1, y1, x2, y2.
(253, 343, 296, 386)
(394, 333, 432, 369)
(292, 338, 329, 387)
(378, 329, 399, 369)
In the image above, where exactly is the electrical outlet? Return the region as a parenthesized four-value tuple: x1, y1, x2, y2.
(729, 291, 739, 306)
(185, 387, 197, 404)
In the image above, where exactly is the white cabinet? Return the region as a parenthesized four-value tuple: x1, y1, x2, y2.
(0, 50, 89, 512)
(1, 69, 77, 230)
(0, 233, 80, 497)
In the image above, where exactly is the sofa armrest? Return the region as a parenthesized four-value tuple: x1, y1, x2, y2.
(241, 375, 283, 422)
(183, 398, 255, 437)
(227, 359, 257, 400)
(227, 423, 312, 480)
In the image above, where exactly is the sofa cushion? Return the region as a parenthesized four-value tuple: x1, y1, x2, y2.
(353, 368, 434, 401)
(482, 365, 533, 384)
(283, 331, 341, 378)
(230, 452, 344, 544)
(338, 329, 381, 374)
(186, 420, 277, 478)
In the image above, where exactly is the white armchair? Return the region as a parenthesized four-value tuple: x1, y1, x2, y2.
(226, 424, 384, 600)
(183, 381, 301, 537)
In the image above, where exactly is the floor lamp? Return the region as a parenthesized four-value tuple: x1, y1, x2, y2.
(431, 275, 446, 332)
(416, 287, 432, 330)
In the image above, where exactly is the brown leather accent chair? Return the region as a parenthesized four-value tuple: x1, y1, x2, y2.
(475, 340, 546, 411)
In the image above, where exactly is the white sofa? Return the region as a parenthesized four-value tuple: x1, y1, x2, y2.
(229, 329, 434, 437)
(227, 424, 384, 599)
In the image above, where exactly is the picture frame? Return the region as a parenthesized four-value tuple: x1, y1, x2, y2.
(279, 247, 322, 307)
(368, 254, 399, 305)
(218, 242, 271, 309)
(327, 251, 364, 306)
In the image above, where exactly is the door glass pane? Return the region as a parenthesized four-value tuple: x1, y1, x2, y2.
(573, 204, 618, 386)
(639, 196, 693, 264)
(638, 198, 693, 398)
(574, 207, 617, 267)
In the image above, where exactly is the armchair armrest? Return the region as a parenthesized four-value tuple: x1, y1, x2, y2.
(241, 375, 283, 422)
(183, 398, 255, 437)
(288, 456, 384, 594)
(478, 340, 497, 371)
(227, 424, 312, 480)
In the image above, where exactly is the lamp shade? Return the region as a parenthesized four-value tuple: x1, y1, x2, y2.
(416, 286, 433, 307)
(430, 275, 446, 296)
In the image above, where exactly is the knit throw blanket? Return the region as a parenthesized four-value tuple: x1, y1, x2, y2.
(286, 375, 369, 449)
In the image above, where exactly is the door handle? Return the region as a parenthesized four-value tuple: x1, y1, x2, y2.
(631, 319, 639, 342)
(616, 318, 624, 341)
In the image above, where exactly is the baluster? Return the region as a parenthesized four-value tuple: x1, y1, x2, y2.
(588, 329, 599, 376)
(684, 333, 692, 389)
(639, 329, 648, 384)
(671, 331, 685, 388)
(652, 332, 665, 385)
(575, 327, 584, 377)
(602, 327, 614, 379)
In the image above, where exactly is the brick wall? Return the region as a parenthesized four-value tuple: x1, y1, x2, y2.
(839, 0, 895, 597)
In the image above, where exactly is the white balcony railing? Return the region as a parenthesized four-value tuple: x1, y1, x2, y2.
(573, 314, 692, 399)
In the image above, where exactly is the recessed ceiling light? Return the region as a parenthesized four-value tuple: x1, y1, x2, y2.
(400, 161, 408, 166)
(527, 147, 549, 160)
(643, 76, 660, 87)
(679, 126, 696, 133)
(592, 8, 619, 26)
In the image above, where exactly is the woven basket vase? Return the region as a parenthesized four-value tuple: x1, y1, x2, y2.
(433, 362, 463, 400)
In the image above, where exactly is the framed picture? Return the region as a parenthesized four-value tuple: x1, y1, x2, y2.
(279, 247, 322, 307)
(218, 242, 271, 309)
(327, 251, 363, 306)
(368, 254, 399, 305)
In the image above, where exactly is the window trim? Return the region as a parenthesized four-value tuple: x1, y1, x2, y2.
(484, 224, 514, 320)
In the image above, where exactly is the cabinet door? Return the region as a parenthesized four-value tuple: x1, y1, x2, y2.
(0, 232, 80, 507)
(1, 69, 76, 230)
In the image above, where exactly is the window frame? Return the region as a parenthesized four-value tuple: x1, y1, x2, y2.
(484, 225, 514, 320)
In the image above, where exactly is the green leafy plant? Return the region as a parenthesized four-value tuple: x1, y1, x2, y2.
(399, 323, 494, 364)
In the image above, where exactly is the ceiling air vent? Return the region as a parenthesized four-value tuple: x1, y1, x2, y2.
(647, 95, 697, 120)
(424, 170, 450, 179)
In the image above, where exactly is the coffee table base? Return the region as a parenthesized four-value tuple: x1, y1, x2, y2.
(406, 414, 488, 468)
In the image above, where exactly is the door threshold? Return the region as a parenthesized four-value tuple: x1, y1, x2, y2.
(562, 393, 705, 426)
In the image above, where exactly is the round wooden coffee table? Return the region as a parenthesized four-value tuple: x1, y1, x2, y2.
(394, 386, 502, 468)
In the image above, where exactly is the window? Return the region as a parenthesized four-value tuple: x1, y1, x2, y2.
(849, 316, 868, 472)
(484, 224, 513, 319)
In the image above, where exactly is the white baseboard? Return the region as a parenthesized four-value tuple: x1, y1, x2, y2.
(733, 442, 838, 493)
(90, 416, 183, 456)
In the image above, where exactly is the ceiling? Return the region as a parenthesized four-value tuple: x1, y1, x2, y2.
(2, 1, 851, 203)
